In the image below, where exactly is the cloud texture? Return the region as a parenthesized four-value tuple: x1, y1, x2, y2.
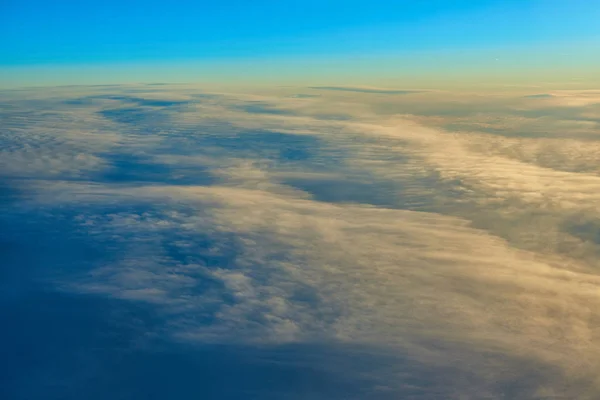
(2, 84, 600, 399)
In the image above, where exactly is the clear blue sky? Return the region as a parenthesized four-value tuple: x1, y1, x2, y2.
(1, 0, 599, 86)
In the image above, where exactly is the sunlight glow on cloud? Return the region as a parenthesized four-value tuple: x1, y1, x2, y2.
(3, 84, 600, 399)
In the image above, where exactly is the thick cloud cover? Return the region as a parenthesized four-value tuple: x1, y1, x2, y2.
(2, 84, 600, 399)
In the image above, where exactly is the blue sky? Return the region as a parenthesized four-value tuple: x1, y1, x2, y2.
(1, 0, 599, 86)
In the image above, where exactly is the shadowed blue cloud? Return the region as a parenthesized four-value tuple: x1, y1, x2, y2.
(68, 95, 190, 107)
(236, 103, 296, 116)
(208, 131, 316, 160)
(524, 93, 555, 99)
(308, 87, 426, 94)
(99, 153, 216, 186)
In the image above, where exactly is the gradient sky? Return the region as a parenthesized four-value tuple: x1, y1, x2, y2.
(1, 0, 599, 87)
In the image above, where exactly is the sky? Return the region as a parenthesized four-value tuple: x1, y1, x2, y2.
(1, 0, 599, 87)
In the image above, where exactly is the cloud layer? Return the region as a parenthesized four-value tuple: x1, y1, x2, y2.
(2, 84, 600, 399)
